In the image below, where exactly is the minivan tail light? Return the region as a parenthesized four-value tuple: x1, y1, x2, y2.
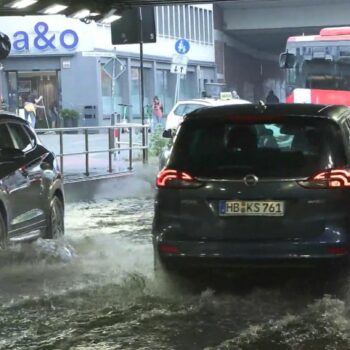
(326, 246, 348, 255)
(298, 168, 350, 189)
(159, 244, 178, 254)
(156, 169, 202, 188)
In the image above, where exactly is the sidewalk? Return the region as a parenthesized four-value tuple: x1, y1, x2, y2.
(39, 131, 145, 181)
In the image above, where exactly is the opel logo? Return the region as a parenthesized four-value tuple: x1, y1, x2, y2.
(243, 174, 259, 187)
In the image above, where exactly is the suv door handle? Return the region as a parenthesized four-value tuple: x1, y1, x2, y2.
(19, 166, 28, 176)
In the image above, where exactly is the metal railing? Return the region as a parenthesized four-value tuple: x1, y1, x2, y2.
(36, 124, 149, 178)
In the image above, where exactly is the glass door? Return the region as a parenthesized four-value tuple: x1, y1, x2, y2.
(17, 70, 59, 128)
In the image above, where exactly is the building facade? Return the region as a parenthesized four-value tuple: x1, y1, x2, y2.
(0, 5, 215, 127)
(213, 4, 285, 103)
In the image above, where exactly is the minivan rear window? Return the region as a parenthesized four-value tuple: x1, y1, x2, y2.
(169, 117, 346, 179)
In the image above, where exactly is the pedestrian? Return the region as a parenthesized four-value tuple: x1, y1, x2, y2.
(231, 90, 240, 99)
(0, 95, 6, 110)
(49, 100, 59, 128)
(152, 96, 163, 131)
(266, 90, 280, 104)
(24, 92, 43, 128)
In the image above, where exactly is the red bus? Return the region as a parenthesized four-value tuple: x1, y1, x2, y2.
(283, 27, 350, 105)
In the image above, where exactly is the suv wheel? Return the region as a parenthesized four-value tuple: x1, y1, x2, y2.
(0, 213, 7, 249)
(45, 196, 64, 239)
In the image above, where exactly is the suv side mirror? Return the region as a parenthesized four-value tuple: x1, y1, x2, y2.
(162, 129, 173, 138)
(279, 51, 296, 69)
(0, 32, 11, 60)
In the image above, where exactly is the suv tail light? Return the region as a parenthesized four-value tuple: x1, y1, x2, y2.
(156, 169, 203, 188)
(298, 168, 350, 189)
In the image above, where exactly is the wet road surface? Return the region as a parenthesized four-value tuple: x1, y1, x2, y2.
(1, 178, 350, 349)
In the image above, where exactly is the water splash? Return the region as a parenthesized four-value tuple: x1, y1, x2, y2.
(205, 295, 350, 350)
(1, 198, 350, 350)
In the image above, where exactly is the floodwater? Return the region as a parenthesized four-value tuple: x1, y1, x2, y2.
(1, 175, 350, 349)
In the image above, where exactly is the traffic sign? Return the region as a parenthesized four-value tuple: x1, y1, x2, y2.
(103, 57, 126, 80)
(170, 63, 187, 75)
(220, 92, 233, 100)
(171, 54, 188, 75)
(172, 54, 189, 65)
(175, 39, 190, 55)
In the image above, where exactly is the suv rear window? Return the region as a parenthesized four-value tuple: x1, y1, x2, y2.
(169, 117, 346, 178)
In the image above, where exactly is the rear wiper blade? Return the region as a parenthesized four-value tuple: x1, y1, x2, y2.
(215, 165, 254, 170)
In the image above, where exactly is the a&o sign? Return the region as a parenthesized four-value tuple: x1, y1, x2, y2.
(11, 21, 79, 52)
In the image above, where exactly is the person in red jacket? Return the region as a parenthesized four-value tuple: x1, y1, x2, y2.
(152, 96, 163, 131)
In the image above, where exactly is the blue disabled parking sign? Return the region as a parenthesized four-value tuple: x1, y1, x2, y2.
(175, 39, 190, 54)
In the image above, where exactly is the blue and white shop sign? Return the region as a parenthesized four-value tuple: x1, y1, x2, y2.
(12, 21, 79, 52)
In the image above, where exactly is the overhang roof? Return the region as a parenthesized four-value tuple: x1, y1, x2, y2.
(0, 0, 227, 18)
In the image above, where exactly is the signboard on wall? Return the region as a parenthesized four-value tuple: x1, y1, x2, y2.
(0, 16, 88, 56)
(111, 7, 156, 45)
(82, 51, 116, 58)
(12, 21, 79, 52)
(62, 59, 71, 69)
(18, 80, 31, 93)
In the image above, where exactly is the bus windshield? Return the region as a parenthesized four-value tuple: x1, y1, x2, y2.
(288, 59, 350, 91)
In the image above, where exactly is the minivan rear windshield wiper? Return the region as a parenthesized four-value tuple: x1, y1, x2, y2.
(214, 165, 254, 170)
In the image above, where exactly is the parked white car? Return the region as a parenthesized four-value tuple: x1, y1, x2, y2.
(165, 97, 251, 130)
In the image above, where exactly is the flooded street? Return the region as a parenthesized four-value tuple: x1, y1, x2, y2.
(2, 0, 350, 348)
(1, 184, 350, 349)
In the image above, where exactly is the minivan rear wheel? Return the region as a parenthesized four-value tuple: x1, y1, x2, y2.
(153, 249, 186, 281)
(154, 250, 175, 277)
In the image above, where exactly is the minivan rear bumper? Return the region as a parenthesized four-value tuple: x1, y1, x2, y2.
(155, 239, 350, 269)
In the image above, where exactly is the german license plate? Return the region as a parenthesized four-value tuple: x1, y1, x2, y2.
(219, 201, 285, 217)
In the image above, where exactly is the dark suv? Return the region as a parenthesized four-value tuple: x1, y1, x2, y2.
(0, 112, 64, 248)
(153, 103, 350, 273)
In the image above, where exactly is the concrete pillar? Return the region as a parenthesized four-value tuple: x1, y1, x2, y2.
(215, 41, 225, 83)
(213, 4, 225, 84)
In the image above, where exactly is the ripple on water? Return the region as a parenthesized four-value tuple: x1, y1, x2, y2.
(205, 295, 350, 350)
(1, 199, 350, 350)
